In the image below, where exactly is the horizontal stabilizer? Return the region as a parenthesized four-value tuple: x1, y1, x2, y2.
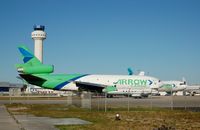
(19, 74, 46, 86)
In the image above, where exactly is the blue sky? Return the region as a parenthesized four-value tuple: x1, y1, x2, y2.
(0, 0, 200, 84)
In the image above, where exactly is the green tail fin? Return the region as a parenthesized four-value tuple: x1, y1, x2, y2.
(16, 45, 54, 74)
(18, 45, 41, 66)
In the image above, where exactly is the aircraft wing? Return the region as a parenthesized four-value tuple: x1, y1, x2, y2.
(75, 81, 107, 92)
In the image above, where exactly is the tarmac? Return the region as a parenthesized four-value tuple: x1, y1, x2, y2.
(0, 105, 91, 130)
(13, 115, 91, 130)
(0, 105, 21, 130)
(0, 96, 199, 108)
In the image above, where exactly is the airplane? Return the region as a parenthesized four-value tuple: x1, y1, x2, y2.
(184, 85, 200, 96)
(158, 79, 187, 95)
(16, 46, 161, 94)
(102, 68, 160, 98)
(102, 84, 160, 98)
(99, 79, 187, 98)
(126, 68, 186, 96)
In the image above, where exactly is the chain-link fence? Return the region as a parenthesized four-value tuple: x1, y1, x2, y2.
(69, 92, 200, 112)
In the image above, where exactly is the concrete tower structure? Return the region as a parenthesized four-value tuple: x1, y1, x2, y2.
(30, 25, 53, 94)
(31, 25, 46, 63)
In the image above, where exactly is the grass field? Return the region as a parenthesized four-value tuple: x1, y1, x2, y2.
(5, 103, 200, 130)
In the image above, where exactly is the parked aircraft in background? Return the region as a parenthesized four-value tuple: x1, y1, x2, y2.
(158, 78, 187, 95)
(16, 46, 161, 94)
(99, 68, 160, 98)
(109, 78, 187, 97)
(103, 84, 160, 98)
(127, 68, 187, 96)
(184, 85, 200, 96)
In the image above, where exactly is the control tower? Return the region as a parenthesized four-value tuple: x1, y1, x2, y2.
(31, 25, 46, 63)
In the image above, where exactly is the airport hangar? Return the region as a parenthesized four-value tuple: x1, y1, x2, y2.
(0, 82, 25, 96)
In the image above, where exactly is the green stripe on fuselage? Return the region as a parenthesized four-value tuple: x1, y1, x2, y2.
(33, 74, 86, 89)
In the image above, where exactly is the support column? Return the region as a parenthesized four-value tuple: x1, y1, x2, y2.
(81, 91, 91, 109)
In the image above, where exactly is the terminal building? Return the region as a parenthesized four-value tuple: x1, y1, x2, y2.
(0, 82, 25, 96)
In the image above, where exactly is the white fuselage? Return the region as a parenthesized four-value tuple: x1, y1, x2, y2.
(61, 74, 160, 91)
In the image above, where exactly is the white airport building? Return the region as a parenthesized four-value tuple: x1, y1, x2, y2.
(0, 82, 24, 96)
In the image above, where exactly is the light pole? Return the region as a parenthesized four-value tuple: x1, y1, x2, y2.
(105, 93, 107, 112)
(128, 87, 131, 112)
(171, 86, 173, 110)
